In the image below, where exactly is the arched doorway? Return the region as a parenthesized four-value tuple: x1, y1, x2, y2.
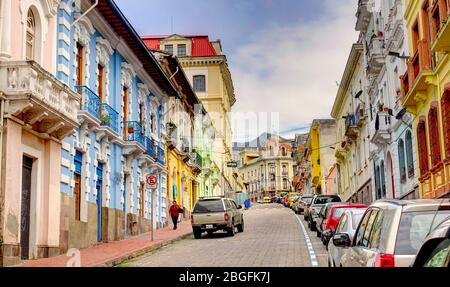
(386, 152, 395, 199)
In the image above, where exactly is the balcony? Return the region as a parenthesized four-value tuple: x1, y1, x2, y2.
(75, 85, 101, 126)
(355, 0, 371, 32)
(0, 61, 80, 139)
(367, 36, 385, 76)
(370, 112, 391, 147)
(145, 136, 156, 159)
(189, 151, 203, 173)
(122, 121, 146, 155)
(156, 146, 165, 165)
(99, 103, 119, 134)
(401, 40, 436, 113)
(431, 3, 450, 52)
(345, 114, 358, 140)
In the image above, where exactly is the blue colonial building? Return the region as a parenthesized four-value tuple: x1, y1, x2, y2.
(55, 0, 177, 250)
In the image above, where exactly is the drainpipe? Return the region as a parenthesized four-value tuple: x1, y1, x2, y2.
(70, 0, 99, 28)
(0, 94, 5, 231)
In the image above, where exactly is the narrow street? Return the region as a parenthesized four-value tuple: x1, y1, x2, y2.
(119, 204, 328, 267)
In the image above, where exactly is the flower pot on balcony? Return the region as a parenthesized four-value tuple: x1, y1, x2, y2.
(128, 127, 134, 134)
(383, 107, 389, 112)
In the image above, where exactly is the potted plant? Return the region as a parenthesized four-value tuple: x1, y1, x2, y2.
(127, 123, 134, 134)
(383, 106, 389, 113)
(100, 114, 111, 125)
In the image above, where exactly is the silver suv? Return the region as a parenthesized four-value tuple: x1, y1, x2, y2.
(191, 197, 244, 239)
(338, 199, 450, 267)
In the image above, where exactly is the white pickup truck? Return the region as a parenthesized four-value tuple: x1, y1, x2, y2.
(191, 197, 244, 239)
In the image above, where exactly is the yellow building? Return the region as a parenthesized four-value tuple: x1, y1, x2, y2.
(142, 35, 237, 197)
(304, 120, 337, 195)
(401, 0, 450, 199)
(151, 50, 203, 215)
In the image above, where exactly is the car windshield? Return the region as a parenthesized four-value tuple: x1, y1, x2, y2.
(395, 210, 450, 255)
(193, 200, 224, 213)
(314, 196, 340, 205)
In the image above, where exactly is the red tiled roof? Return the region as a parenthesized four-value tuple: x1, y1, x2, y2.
(142, 35, 217, 57)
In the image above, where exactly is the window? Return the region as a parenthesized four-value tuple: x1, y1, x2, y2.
(281, 147, 287, 156)
(193, 75, 206, 92)
(405, 131, 415, 178)
(354, 210, 372, 246)
(98, 65, 104, 102)
(369, 209, 384, 249)
(428, 107, 442, 167)
(431, 1, 442, 40)
(442, 88, 450, 159)
(74, 151, 83, 221)
(177, 44, 186, 57)
(395, 211, 450, 255)
(282, 165, 287, 174)
(380, 161, 386, 198)
(335, 214, 348, 233)
(417, 120, 429, 176)
(139, 102, 145, 133)
(423, 239, 450, 267)
(76, 42, 84, 86)
(150, 113, 155, 134)
(26, 10, 36, 61)
(122, 86, 129, 137)
(361, 209, 379, 248)
(165, 44, 173, 54)
(398, 139, 407, 184)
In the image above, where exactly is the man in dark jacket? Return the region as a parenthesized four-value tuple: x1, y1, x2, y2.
(169, 201, 182, 230)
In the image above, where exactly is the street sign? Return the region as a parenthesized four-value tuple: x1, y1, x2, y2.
(146, 175, 158, 189)
(227, 161, 238, 168)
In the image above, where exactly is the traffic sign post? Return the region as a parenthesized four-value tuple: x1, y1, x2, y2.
(146, 175, 158, 241)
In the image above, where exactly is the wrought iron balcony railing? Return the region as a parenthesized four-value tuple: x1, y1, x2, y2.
(100, 103, 119, 133)
(124, 121, 145, 147)
(145, 136, 155, 158)
(156, 146, 165, 165)
(75, 85, 100, 120)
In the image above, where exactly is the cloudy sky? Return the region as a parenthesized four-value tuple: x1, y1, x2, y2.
(115, 0, 359, 141)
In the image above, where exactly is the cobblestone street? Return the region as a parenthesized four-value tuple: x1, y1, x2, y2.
(120, 204, 327, 267)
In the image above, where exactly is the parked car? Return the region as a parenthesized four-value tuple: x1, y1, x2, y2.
(298, 196, 313, 215)
(319, 203, 368, 245)
(315, 202, 343, 238)
(263, 197, 272, 204)
(337, 199, 450, 267)
(412, 217, 450, 267)
(292, 197, 304, 214)
(307, 195, 342, 231)
(191, 197, 244, 239)
(326, 208, 367, 267)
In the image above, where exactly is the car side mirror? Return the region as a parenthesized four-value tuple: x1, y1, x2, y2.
(323, 229, 333, 238)
(332, 233, 351, 247)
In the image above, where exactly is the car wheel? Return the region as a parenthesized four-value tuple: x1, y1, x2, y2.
(237, 220, 244, 233)
(316, 229, 321, 238)
(307, 220, 311, 228)
(193, 229, 202, 239)
(227, 223, 235, 237)
(310, 220, 316, 231)
(207, 230, 214, 236)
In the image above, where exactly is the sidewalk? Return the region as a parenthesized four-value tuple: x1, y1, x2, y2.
(18, 220, 192, 267)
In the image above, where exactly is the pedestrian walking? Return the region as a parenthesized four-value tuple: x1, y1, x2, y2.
(169, 201, 183, 230)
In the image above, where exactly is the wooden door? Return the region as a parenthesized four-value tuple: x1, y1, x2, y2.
(20, 156, 33, 260)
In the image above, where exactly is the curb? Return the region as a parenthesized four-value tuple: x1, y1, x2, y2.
(97, 232, 193, 267)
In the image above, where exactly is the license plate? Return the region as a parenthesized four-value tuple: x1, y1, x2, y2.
(205, 225, 214, 229)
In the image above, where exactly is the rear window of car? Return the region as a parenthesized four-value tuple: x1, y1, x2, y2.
(193, 200, 224, 213)
(395, 211, 450, 255)
(314, 196, 341, 205)
(302, 197, 313, 204)
(332, 207, 347, 218)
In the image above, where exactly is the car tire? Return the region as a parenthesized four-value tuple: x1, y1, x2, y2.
(316, 230, 321, 238)
(193, 229, 202, 239)
(207, 230, 214, 236)
(307, 220, 311, 228)
(227, 223, 235, 237)
(237, 219, 244, 233)
(310, 220, 316, 231)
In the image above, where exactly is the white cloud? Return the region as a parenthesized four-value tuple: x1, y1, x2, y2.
(230, 0, 358, 142)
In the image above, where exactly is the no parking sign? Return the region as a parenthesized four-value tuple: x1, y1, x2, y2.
(146, 175, 158, 189)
